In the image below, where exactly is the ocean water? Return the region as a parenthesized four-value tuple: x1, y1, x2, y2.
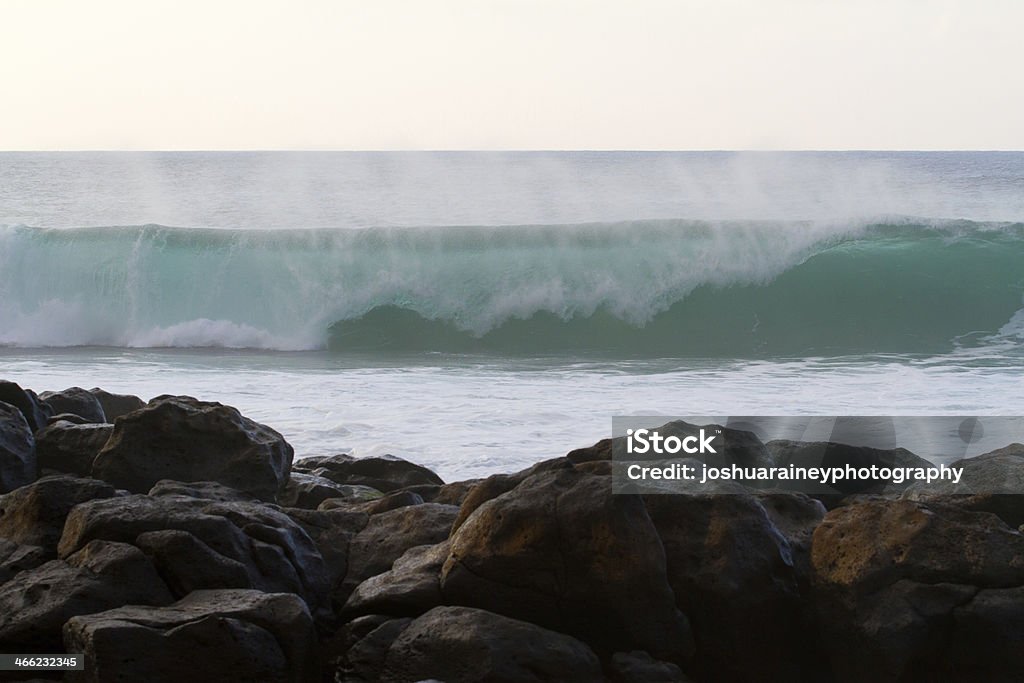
(1, 152, 1023, 481)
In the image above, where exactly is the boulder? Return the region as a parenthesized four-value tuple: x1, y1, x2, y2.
(35, 421, 113, 476)
(283, 507, 369, 589)
(64, 589, 318, 683)
(280, 471, 357, 509)
(39, 387, 106, 424)
(329, 614, 411, 683)
(610, 650, 690, 682)
(0, 401, 35, 493)
(645, 493, 811, 681)
(59, 495, 330, 616)
(903, 445, 1024, 527)
(344, 541, 450, 618)
(321, 490, 424, 515)
(0, 540, 172, 652)
(295, 454, 443, 493)
(0, 380, 50, 432)
(0, 475, 118, 556)
(811, 499, 1024, 680)
(767, 440, 933, 496)
(91, 395, 293, 502)
(88, 388, 146, 420)
(342, 503, 458, 598)
(0, 538, 47, 585)
(441, 468, 692, 664)
(135, 529, 253, 595)
(946, 586, 1024, 680)
(149, 479, 259, 503)
(379, 606, 603, 683)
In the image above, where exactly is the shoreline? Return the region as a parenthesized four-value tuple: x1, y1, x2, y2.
(2, 381, 1024, 681)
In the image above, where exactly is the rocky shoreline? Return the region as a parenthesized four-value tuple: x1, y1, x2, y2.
(1, 380, 1024, 682)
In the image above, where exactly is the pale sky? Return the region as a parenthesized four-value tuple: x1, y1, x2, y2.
(1, 0, 1021, 150)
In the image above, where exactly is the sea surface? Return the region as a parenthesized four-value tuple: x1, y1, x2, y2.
(2, 152, 1023, 480)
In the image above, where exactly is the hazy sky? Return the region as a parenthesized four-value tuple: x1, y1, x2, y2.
(1, 0, 1021, 150)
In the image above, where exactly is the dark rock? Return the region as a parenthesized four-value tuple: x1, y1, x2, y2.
(64, 589, 318, 683)
(88, 388, 146, 420)
(0, 401, 35, 493)
(320, 490, 424, 516)
(646, 493, 810, 681)
(283, 508, 368, 589)
(0, 381, 50, 432)
(91, 395, 293, 502)
(148, 479, 258, 503)
(334, 615, 412, 683)
(311, 483, 384, 505)
(344, 541, 449, 618)
(59, 495, 330, 617)
(39, 387, 106, 424)
(903, 445, 1024, 527)
(0, 475, 117, 556)
(342, 503, 458, 599)
(811, 499, 1024, 680)
(295, 453, 443, 493)
(947, 586, 1024, 680)
(433, 479, 479, 505)
(35, 421, 112, 476)
(280, 471, 357, 509)
(768, 440, 932, 495)
(441, 468, 692, 664)
(135, 529, 252, 596)
(610, 650, 689, 682)
(0, 540, 172, 652)
(0, 538, 47, 585)
(379, 606, 603, 683)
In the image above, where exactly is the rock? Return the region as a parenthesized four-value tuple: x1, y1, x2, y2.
(88, 388, 146, 420)
(135, 529, 252, 595)
(0, 540, 172, 652)
(35, 421, 112, 476)
(39, 387, 106, 424)
(812, 499, 1024, 593)
(646, 493, 810, 681)
(321, 490, 424, 516)
(903, 445, 1024, 527)
(811, 499, 1024, 680)
(451, 473, 524, 532)
(59, 495, 330, 616)
(946, 586, 1024, 680)
(433, 479, 479, 505)
(0, 475, 118, 556)
(312, 483, 384, 506)
(441, 468, 692, 664)
(610, 650, 690, 682)
(0, 380, 51, 432)
(342, 503, 458, 599)
(379, 606, 603, 683)
(64, 589, 318, 683)
(295, 454, 443, 493)
(767, 440, 933, 496)
(344, 541, 450, 618)
(283, 507, 368, 590)
(333, 615, 412, 683)
(280, 471, 357, 509)
(0, 401, 35, 493)
(148, 479, 259, 503)
(0, 538, 47, 585)
(91, 395, 293, 502)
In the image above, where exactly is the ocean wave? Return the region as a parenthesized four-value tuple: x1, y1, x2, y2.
(1, 219, 1022, 356)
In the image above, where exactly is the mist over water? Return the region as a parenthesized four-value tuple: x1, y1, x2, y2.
(1, 152, 1022, 476)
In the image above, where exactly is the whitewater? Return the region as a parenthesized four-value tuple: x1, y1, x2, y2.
(1, 152, 1022, 479)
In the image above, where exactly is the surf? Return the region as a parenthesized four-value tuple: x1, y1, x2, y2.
(1, 218, 1022, 357)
